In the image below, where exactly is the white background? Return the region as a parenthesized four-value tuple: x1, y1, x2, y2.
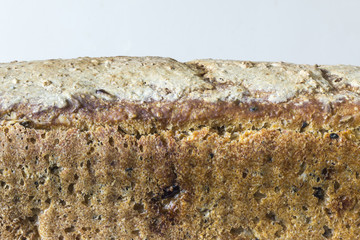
(0, 0, 359, 65)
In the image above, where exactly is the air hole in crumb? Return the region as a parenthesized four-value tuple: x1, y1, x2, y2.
(124, 142, 128, 148)
(74, 174, 79, 180)
(54, 139, 59, 145)
(215, 125, 225, 135)
(133, 203, 145, 214)
(83, 194, 90, 206)
(249, 106, 258, 112)
(64, 226, 75, 233)
(329, 133, 339, 139)
(254, 191, 266, 203)
(302, 205, 308, 211)
(266, 212, 276, 221)
(44, 154, 50, 161)
(19, 179, 24, 186)
(275, 230, 282, 238)
(30, 208, 40, 219)
(41, 133, 46, 139)
(49, 164, 61, 174)
(95, 228, 100, 233)
(27, 138, 36, 144)
(325, 208, 332, 215)
(298, 162, 306, 175)
(242, 169, 248, 178)
(68, 184, 74, 194)
(108, 137, 114, 147)
(291, 185, 298, 193)
(300, 121, 308, 131)
(87, 160, 91, 170)
(117, 126, 126, 135)
(59, 236, 64, 240)
(150, 126, 158, 134)
(230, 226, 244, 235)
(312, 187, 325, 200)
(20, 121, 33, 128)
(45, 198, 51, 204)
(323, 225, 333, 238)
(131, 230, 139, 236)
(334, 181, 340, 192)
(161, 185, 180, 199)
(87, 147, 94, 155)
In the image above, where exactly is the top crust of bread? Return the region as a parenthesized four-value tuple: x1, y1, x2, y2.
(1, 56, 360, 106)
(0, 56, 360, 132)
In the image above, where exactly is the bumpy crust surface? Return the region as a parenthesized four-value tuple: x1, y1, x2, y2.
(1, 57, 360, 239)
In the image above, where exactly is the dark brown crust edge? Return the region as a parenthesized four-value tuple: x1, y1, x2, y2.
(1, 97, 360, 134)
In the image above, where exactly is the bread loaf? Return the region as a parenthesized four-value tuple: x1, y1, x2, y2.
(1, 56, 360, 239)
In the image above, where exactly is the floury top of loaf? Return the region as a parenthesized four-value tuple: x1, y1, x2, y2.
(0, 56, 360, 132)
(1, 56, 360, 107)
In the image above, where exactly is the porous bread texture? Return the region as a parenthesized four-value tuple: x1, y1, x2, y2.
(0, 57, 360, 239)
(1, 124, 360, 239)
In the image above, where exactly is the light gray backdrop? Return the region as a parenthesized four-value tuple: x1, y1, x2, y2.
(0, 0, 359, 65)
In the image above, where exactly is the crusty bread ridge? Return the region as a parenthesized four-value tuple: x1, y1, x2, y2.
(1, 56, 360, 239)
